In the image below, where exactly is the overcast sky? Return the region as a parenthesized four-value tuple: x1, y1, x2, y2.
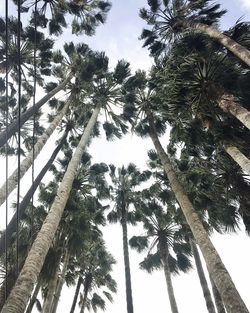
(1, 1, 250, 313)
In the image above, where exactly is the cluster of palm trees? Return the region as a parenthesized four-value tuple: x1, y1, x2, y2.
(0, 0, 250, 313)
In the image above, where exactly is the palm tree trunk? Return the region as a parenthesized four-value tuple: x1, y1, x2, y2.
(190, 239, 216, 313)
(159, 246, 179, 313)
(218, 93, 250, 131)
(146, 109, 249, 313)
(69, 277, 82, 313)
(0, 131, 68, 257)
(209, 274, 227, 313)
(0, 74, 72, 148)
(50, 249, 70, 313)
(223, 144, 250, 175)
(121, 208, 134, 313)
(80, 279, 91, 313)
(0, 100, 70, 207)
(1, 104, 101, 313)
(79, 293, 87, 313)
(41, 252, 61, 313)
(25, 276, 42, 313)
(182, 21, 250, 67)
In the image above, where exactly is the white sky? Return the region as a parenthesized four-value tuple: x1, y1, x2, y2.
(1, 1, 250, 313)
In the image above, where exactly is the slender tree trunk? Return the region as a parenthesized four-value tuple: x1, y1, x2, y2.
(0, 75, 72, 148)
(51, 249, 70, 313)
(146, 109, 249, 313)
(25, 276, 42, 313)
(0, 100, 70, 207)
(80, 279, 91, 313)
(209, 274, 227, 313)
(218, 93, 250, 131)
(1, 104, 101, 313)
(182, 21, 250, 67)
(79, 292, 87, 313)
(190, 239, 216, 313)
(69, 277, 82, 313)
(41, 252, 62, 313)
(223, 144, 250, 175)
(0, 131, 68, 257)
(121, 208, 134, 313)
(0, 272, 18, 310)
(159, 245, 179, 313)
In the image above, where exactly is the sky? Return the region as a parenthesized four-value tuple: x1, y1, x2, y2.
(0, 1, 250, 313)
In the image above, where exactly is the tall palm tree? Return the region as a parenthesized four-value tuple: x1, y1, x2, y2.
(107, 164, 151, 313)
(154, 32, 250, 174)
(1, 56, 130, 313)
(0, 99, 70, 207)
(122, 71, 249, 313)
(140, 0, 250, 66)
(0, 39, 96, 148)
(130, 201, 192, 313)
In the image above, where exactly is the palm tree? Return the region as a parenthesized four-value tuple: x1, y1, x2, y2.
(0, 99, 70, 207)
(121, 71, 249, 313)
(0, 129, 69, 257)
(154, 32, 250, 174)
(1, 57, 130, 313)
(13, 0, 111, 36)
(77, 240, 117, 313)
(0, 17, 53, 86)
(130, 200, 192, 313)
(140, 0, 250, 66)
(107, 164, 151, 313)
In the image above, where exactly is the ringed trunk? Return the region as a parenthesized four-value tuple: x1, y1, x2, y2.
(210, 274, 227, 313)
(0, 74, 72, 148)
(182, 21, 250, 67)
(159, 245, 179, 313)
(1, 104, 101, 313)
(223, 144, 250, 176)
(147, 109, 249, 313)
(121, 208, 134, 313)
(190, 239, 216, 313)
(218, 93, 250, 131)
(0, 100, 70, 207)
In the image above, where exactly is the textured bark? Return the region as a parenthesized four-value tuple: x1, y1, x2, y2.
(0, 100, 70, 207)
(51, 249, 70, 313)
(69, 277, 82, 313)
(218, 93, 250, 131)
(210, 274, 227, 313)
(159, 245, 179, 313)
(182, 21, 250, 67)
(1, 104, 101, 313)
(0, 131, 68, 257)
(41, 252, 61, 313)
(25, 276, 42, 313)
(223, 144, 250, 175)
(0, 74, 72, 148)
(147, 109, 249, 313)
(121, 206, 134, 313)
(190, 239, 216, 313)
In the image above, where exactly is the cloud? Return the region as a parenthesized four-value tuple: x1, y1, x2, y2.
(239, 0, 250, 9)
